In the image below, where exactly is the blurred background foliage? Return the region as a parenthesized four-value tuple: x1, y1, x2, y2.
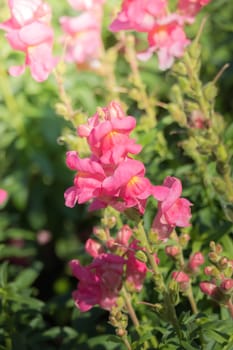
(0, 0, 233, 348)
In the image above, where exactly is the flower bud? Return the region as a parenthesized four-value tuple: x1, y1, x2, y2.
(165, 245, 180, 257)
(203, 83, 218, 101)
(200, 281, 218, 297)
(188, 252, 205, 272)
(135, 250, 148, 263)
(172, 271, 190, 291)
(168, 103, 187, 126)
(179, 233, 190, 248)
(220, 279, 233, 292)
(85, 238, 104, 258)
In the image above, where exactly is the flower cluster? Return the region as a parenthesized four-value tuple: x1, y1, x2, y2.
(64, 101, 155, 214)
(60, 0, 105, 68)
(110, 0, 212, 70)
(0, 0, 57, 81)
(70, 225, 159, 311)
(200, 242, 233, 315)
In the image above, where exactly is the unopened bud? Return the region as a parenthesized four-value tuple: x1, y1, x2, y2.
(93, 227, 108, 241)
(165, 245, 180, 257)
(172, 271, 190, 291)
(85, 238, 104, 258)
(200, 281, 218, 297)
(219, 257, 229, 270)
(188, 42, 201, 60)
(208, 252, 219, 264)
(220, 279, 233, 292)
(179, 233, 190, 248)
(204, 266, 220, 278)
(135, 250, 148, 263)
(203, 83, 218, 101)
(172, 62, 187, 75)
(188, 252, 205, 272)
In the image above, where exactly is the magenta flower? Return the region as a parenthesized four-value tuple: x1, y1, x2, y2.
(68, 0, 105, 11)
(172, 270, 190, 291)
(0, 0, 57, 81)
(178, 0, 212, 18)
(60, 11, 103, 68)
(70, 253, 125, 311)
(102, 158, 155, 214)
(146, 14, 190, 70)
(110, 0, 167, 32)
(152, 176, 192, 240)
(78, 101, 141, 165)
(64, 151, 106, 208)
(0, 189, 8, 205)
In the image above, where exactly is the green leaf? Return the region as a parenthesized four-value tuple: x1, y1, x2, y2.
(204, 330, 228, 344)
(0, 261, 8, 287)
(12, 263, 42, 290)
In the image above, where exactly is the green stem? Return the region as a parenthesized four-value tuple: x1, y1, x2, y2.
(122, 336, 132, 350)
(121, 286, 140, 328)
(138, 223, 183, 342)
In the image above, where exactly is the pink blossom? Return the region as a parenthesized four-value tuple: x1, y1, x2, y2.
(102, 158, 155, 214)
(152, 176, 192, 240)
(146, 14, 190, 70)
(0, 189, 8, 205)
(0, 0, 57, 81)
(110, 0, 167, 32)
(60, 11, 103, 67)
(78, 101, 141, 165)
(70, 253, 124, 311)
(64, 151, 106, 208)
(188, 252, 205, 272)
(68, 0, 105, 11)
(125, 240, 148, 292)
(178, 0, 212, 18)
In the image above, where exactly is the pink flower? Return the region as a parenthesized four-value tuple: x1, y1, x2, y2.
(78, 101, 141, 165)
(0, 0, 57, 81)
(152, 176, 192, 240)
(125, 240, 148, 292)
(188, 252, 205, 272)
(68, 0, 105, 11)
(0, 189, 8, 205)
(146, 14, 190, 70)
(178, 0, 211, 18)
(70, 253, 124, 311)
(64, 151, 106, 208)
(110, 0, 167, 32)
(60, 11, 103, 67)
(102, 158, 155, 214)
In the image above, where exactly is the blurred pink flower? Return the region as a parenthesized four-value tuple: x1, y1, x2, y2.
(200, 281, 219, 297)
(70, 253, 124, 311)
(64, 151, 106, 208)
(0, 0, 57, 81)
(0, 189, 8, 205)
(68, 0, 105, 11)
(152, 176, 192, 240)
(178, 0, 211, 18)
(60, 11, 103, 67)
(145, 14, 190, 70)
(110, 0, 167, 32)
